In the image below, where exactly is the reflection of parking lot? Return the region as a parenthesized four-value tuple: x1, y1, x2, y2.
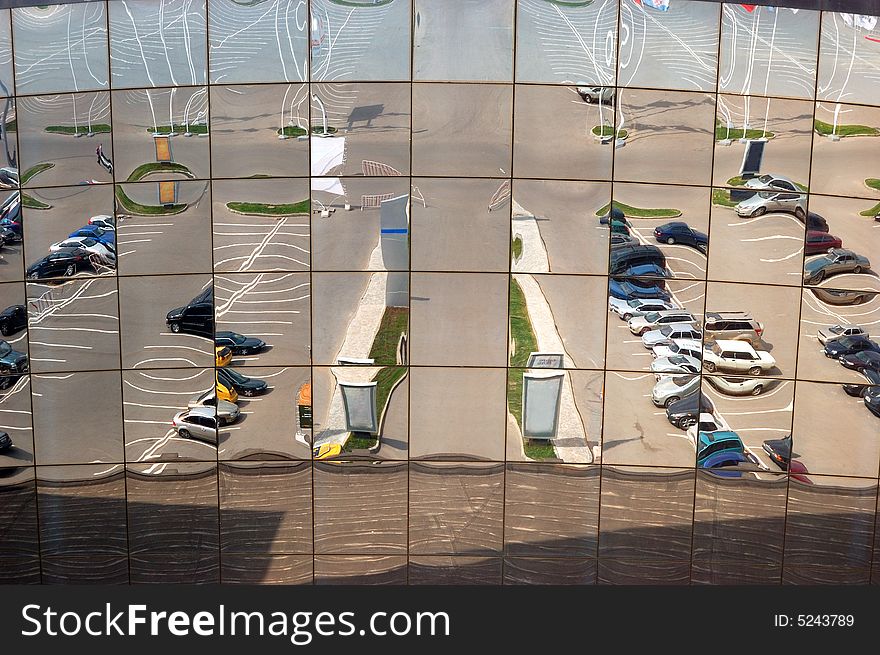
(0, 377, 34, 467)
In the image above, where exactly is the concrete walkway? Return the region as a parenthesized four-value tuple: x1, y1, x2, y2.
(511, 201, 594, 464)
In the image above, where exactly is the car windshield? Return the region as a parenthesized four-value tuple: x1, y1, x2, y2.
(80, 237, 97, 247)
(711, 343, 723, 355)
(669, 355, 686, 365)
(643, 312, 660, 322)
(659, 326, 674, 336)
(0, 342, 10, 357)
(228, 333, 246, 344)
(757, 191, 775, 199)
(626, 300, 642, 308)
(221, 368, 248, 383)
(671, 376, 692, 387)
(757, 175, 774, 184)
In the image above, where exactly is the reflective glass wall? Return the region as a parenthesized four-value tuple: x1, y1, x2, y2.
(1, 0, 879, 585)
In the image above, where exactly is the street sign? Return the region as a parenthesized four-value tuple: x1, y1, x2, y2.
(527, 352, 565, 369)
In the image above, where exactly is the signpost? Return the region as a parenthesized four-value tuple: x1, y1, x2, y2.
(522, 372, 564, 440)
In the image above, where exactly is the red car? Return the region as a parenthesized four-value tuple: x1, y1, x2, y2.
(805, 230, 842, 255)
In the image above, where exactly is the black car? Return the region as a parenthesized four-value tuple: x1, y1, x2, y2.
(166, 286, 213, 338)
(823, 335, 880, 359)
(865, 387, 880, 418)
(217, 366, 267, 397)
(840, 350, 880, 374)
(215, 331, 267, 355)
(0, 304, 26, 336)
(665, 391, 714, 429)
(0, 430, 11, 453)
(26, 247, 90, 280)
(0, 339, 28, 379)
(762, 434, 792, 469)
(843, 370, 880, 397)
(653, 221, 709, 251)
(801, 211, 829, 233)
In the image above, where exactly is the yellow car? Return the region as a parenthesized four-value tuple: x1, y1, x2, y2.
(215, 346, 232, 367)
(216, 378, 238, 403)
(313, 443, 342, 460)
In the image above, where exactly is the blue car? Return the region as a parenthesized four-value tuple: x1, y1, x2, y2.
(620, 262, 671, 279)
(699, 450, 751, 477)
(608, 278, 671, 301)
(69, 225, 115, 247)
(654, 221, 709, 252)
(696, 430, 745, 468)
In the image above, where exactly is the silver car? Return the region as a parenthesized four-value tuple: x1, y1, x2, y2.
(609, 297, 678, 321)
(817, 324, 868, 345)
(188, 389, 240, 425)
(652, 375, 701, 408)
(651, 354, 701, 377)
(744, 174, 800, 192)
(577, 86, 614, 104)
(172, 406, 218, 444)
(704, 375, 767, 396)
(735, 190, 806, 218)
(642, 323, 703, 349)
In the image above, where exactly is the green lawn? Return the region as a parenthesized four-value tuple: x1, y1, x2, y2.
(814, 119, 880, 137)
(127, 161, 195, 182)
(712, 189, 738, 208)
(277, 125, 338, 137)
(45, 123, 111, 135)
(20, 162, 54, 185)
(866, 179, 880, 191)
(524, 439, 558, 459)
(715, 126, 774, 141)
(21, 193, 50, 210)
(511, 235, 523, 261)
(508, 277, 538, 427)
(226, 200, 310, 215)
(147, 124, 209, 135)
(726, 175, 808, 192)
(592, 125, 628, 139)
(595, 200, 681, 218)
(115, 186, 186, 215)
(859, 201, 880, 217)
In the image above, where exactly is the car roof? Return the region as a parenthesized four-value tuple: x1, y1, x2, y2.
(713, 339, 756, 351)
(705, 311, 753, 320)
(186, 406, 216, 418)
(699, 430, 741, 443)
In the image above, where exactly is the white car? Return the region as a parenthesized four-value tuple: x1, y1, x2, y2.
(702, 340, 776, 375)
(652, 375, 701, 407)
(817, 324, 868, 345)
(652, 338, 703, 361)
(651, 354, 701, 377)
(744, 173, 800, 192)
(608, 297, 678, 321)
(686, 412, 730, 444)
(642, 324, 703, 349)
(88, 214, 116, 230)
(628, 310, 699, 336)
(704, 375, 767, 396)
(49, 237, 116, 264)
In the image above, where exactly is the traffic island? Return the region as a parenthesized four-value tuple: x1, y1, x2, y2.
(45, 124, 111, 136)
(715, 120, 775, 143)
(147, 123, 209, 136)
(595, 200, 681, 219)
(114, 186, 187, 216)
(226, 200, 310, 216)
(859, 200, 880, 217)
(814, 119, 880, 139)
(865, 179, 880, 193)
(127, 161, 196, 183)
(277, 125, 338, 138)
(20, 162, 54, 186)
(21, 193, 51, 210)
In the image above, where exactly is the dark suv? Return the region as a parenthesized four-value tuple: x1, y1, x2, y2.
(609, 244, 666, 275)
(0, 304, 27, 336)
(0, 339, 28, 386)
(166, 287, 214, 338)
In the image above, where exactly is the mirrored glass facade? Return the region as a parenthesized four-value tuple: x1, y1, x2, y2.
(1, 0, 879, 585)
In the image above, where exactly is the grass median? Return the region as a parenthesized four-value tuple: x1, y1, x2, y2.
(147, 124, 209, 135)
(127, 162, 195, 182)
(115, 186, 186, 215)
(45, 124, 111, 135)
(20, 162, 54, 185)
(814, 119, 880, 137)
(595, 200, 681, 218)
(226, 200, 310, 215)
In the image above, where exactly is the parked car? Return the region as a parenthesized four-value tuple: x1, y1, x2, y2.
(803, 248, 871, 284)
(172, 407, 218, 444)
(762, 434, 793, 469)
(642, 323, 702, 349)
(215, 331, 267, 355)
(735, 190, 806, 218)
(801, 211, 829, 233)
(187, 390, 240, 425)
(577, 86, 614, 104)
(629, 310, 698, 336)
(0, 304, 26, 336)
(0, 167, 18, 189)
(313, 442, 342, 460)
(619, 262, 671, 280)
(702, 339, 776, 375)
(653, 221, 708, 251)
(865, 387, 880, 418)
(840, 350, 880, 374)
(166, 286, 213, 338)
(609, 243, 666, 275)
(217, 366, 267, 397)
(598, 206, 626, 225)
(610, 233, 637, 246)
(744, 174, 800, 192)
(809, 287, 873, 306)
(686, 413, 730, 444)
(652, 374, 701, 407)
(609, 297, 678, 321)
(652, 338, 704, 361)
(0, 340, 28, 377)
(704, 375, 767, 396)
(805, 230, 842, 255)
(608, 278, 671, 301)
(215, 346, 232, 368)
(68, 225, 115, 247)
(26, 247, 90, 280)
(842, 370, 880, 397)
(665, 391, 715, 429)
(818, 324, 868, 345)
(823, 335, 880, 359)
(216, 379, 238, 404)
(0, 430, 11, 452)
(50, 236, 116, 265)
(651, 353, 701, 376)
(699, 450, 755, 476)
(703, 311, 764, 345)
(88, 214, 116, 230)
(696, 430, 745, 468)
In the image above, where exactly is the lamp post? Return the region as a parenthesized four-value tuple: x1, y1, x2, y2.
(312, 93, 328, 136)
